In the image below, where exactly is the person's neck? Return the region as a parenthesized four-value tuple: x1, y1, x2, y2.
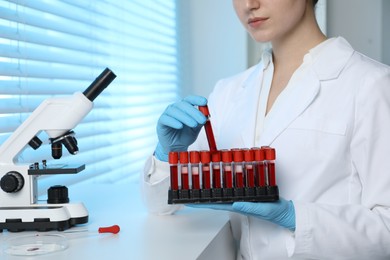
(271, 12, 327, 71)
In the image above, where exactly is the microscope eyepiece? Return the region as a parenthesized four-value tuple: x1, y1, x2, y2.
(83, 68, 116, 102)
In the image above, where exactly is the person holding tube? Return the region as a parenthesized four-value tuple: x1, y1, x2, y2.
(141, 0, 390, 259)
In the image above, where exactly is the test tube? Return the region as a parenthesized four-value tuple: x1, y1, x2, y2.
(252, 147, 266, 187)
(168, 151, 179, 191)
(211, 151, 222, 189)
(243, 149, 255, 187)
(243, 149, 256, 197)
(200, 151, 212, 189)
(200, 150, 212, 200)
(211, 151, 222, 199)
(221, 150, 233, 188)
(233, 149, 245, 198)
(263, 146, 276, 186)
(232, 149, 245, 188)
(190, 151, 201, 190)
(179, 151, 190, 190)
(198, 105, 218, 151)
(252, 147, 266, 196)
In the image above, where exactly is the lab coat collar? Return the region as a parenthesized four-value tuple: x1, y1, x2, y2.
(242, 37, 354, 87)
(238, 37, 355, 147)
(310, 37, 354, 80)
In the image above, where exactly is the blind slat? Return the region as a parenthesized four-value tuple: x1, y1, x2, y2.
(0, 0, 178, 189)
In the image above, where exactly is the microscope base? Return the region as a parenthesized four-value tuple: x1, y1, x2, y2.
(0, 203, 88, 232)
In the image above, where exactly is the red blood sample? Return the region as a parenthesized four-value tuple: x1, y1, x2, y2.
(243, 149, 255, 187)
(198, 105, 217, 151)
(168, 152, 179, 190)
(233, 149, 244, 188)
(211, 151, 222, 188)
(221, 150, 233, 188)
(179, 151, 190, 190)
(252, 147, 266, 187)
(200, 151, 211, 189)
(190, 151, 201, 189)
(263, 147, 277, 186)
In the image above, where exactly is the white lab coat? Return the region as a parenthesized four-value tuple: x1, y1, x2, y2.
(141, 37, 390, 259)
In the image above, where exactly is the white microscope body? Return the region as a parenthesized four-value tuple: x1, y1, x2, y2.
(0, 68, 116, 232)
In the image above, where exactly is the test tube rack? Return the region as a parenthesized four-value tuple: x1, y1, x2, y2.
(168, 147, 279, 204)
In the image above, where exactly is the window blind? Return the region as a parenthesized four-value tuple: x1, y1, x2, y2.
(0, 0, 179, 193)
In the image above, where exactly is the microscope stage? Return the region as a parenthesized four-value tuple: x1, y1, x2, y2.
(28, 164, 85, 175)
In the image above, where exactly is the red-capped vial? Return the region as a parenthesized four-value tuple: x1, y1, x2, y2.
(198, 105, 217, 151)
(262, 146, 276, 186)
(179, 151, 190, 190)
(190, 151, 201, 189)
(232, 149, 244, 188)
(221, 149, 233, 188)
(200, 150, 211, 189)
(252, 147, 266, 187)
(211, 151, 222, 188)
(169, 151, 179, 190)
(243, 149, 255, 188)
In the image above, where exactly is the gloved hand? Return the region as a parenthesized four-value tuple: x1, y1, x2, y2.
(233, 198, 296, 231)
(154, 95, 207, 161)
(187, 198, 296, 231)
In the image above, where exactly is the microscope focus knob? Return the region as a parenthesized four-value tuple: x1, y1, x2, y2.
(1, 171, 24, 193)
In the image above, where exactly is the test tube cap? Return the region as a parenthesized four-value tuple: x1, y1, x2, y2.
(211, 151, 221, 162)
(200, 150, 211, 163)
(179, 151, 189, 164)
(252, 147, 265, 161)
(198, 105, 210, 117)
(221, 149, 233, 163)
(168, 151, 179, 164)
(190, 151, 200, 163)
(243, 149, 254, 162)
(263, 147, 276, 160)
(232, 149, 244, 162)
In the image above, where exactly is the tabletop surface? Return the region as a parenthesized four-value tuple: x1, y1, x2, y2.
(0, 180, 235, 260)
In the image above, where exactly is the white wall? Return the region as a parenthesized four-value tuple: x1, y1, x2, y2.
(327, 0, 389, 65)
(177, 0, 247, 98)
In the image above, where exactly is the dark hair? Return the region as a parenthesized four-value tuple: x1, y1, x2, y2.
(313, 0, 318, 5)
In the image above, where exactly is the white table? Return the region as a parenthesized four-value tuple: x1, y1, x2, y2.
(0, 181, 235, 260)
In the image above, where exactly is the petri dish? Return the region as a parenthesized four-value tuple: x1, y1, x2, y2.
(4, 233, 68, 256)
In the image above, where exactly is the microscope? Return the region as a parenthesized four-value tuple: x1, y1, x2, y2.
(0, 68, 116, 232)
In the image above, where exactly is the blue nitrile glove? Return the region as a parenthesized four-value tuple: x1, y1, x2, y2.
(233, 198, 296, 231)
(154, 95, 207, 161)
(187, 198, 296, 231)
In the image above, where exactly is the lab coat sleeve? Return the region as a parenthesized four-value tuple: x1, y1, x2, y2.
(140, 155, 183, 215)
(289, 67, 390, 259)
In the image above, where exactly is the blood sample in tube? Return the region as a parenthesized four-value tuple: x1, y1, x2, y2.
(263, 147, 276, 186)
(233, 149, 244, 188)
(221, 150, 233, 188)
(198, 105, 218, 151)
(179, 151, 190, 190)
(169, 152, 179, 190)
(190, 151, 201, 189)
(252, 147, 266, 187)
(243, 149, 255, 188)
(200, 151, 211, 189)
(211, 151, 222, 188)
